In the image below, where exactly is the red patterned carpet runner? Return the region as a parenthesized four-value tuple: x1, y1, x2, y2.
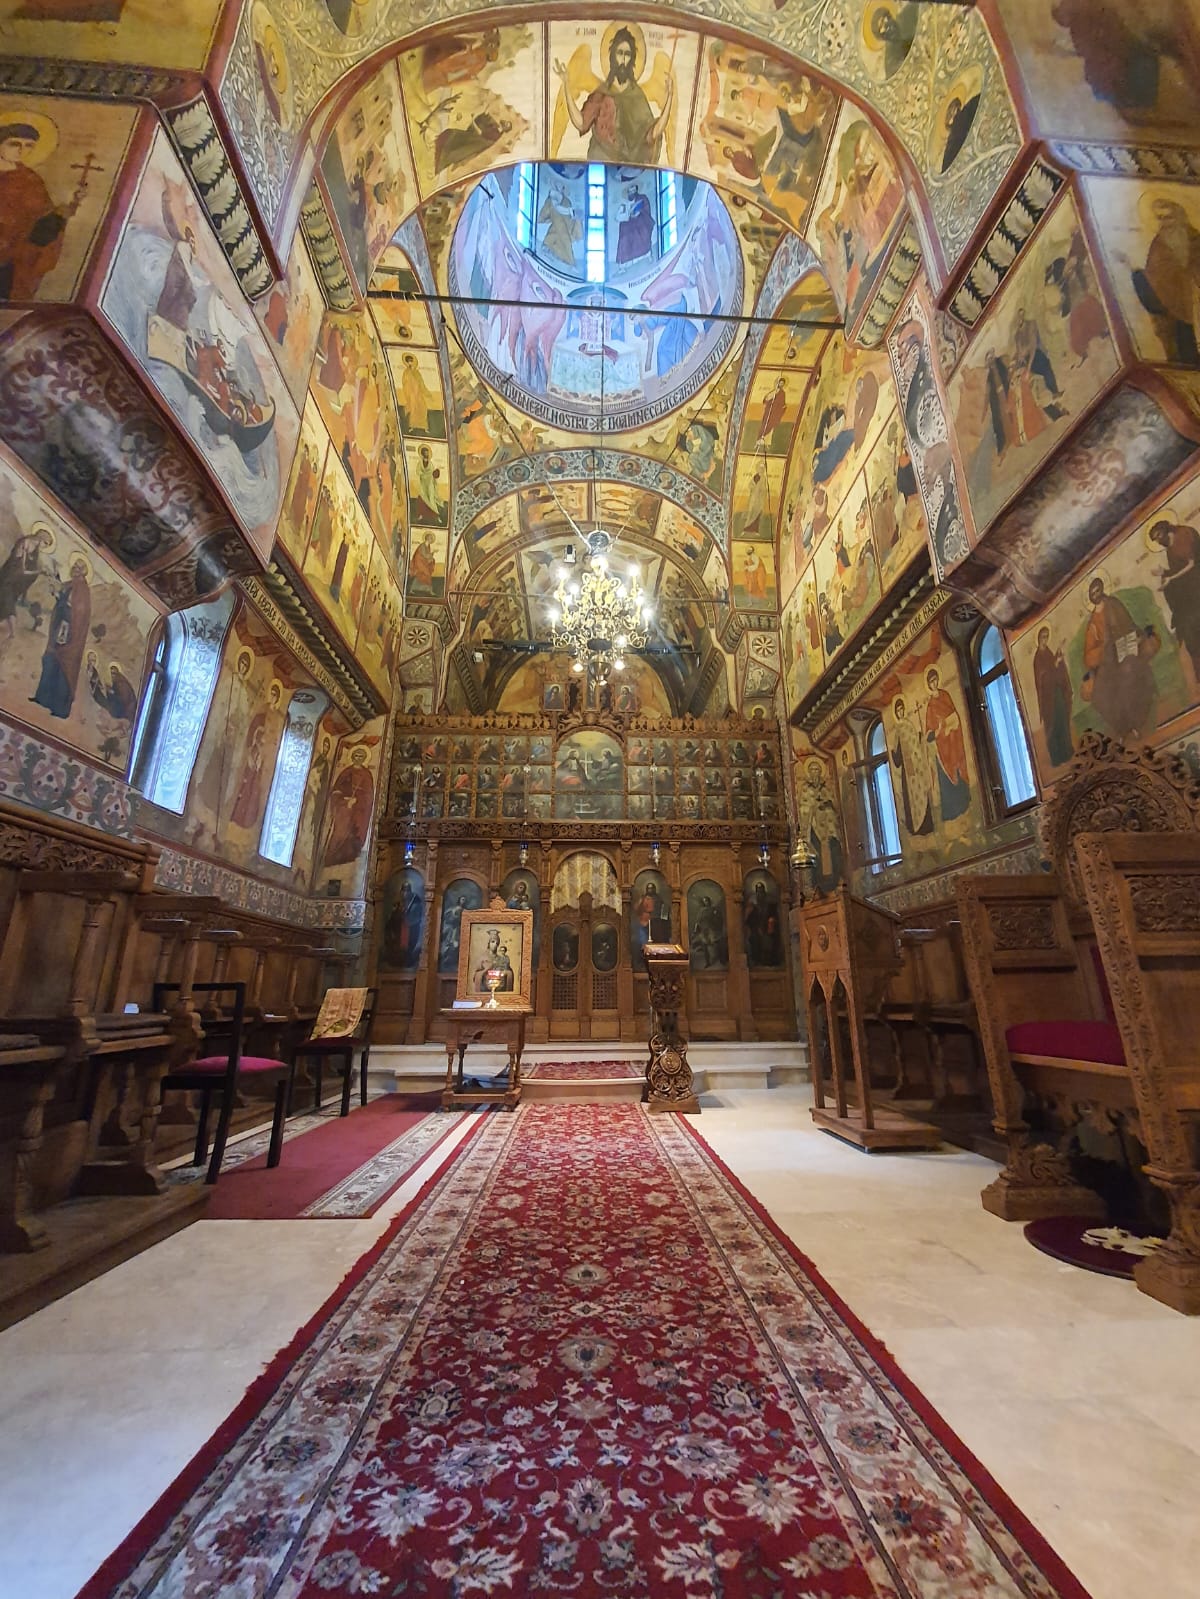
(523, 1058, 645, 1080)
(168, 1095, 461, 1221)
(82, 1105, 1090, 1599)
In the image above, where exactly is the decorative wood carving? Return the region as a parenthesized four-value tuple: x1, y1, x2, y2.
(0, 801, 341, 1265)
(0, 819, 144, 876)
(956, 871, 1109, 1221)
(958, 741, 1200, 1263)
(1125, 876, 1200, 935)
(644, 946, 698, 1115)
(1038, 733, 1200, 908)
(986, 903, 1057, 951)
(1074, 831, 1200, 1314)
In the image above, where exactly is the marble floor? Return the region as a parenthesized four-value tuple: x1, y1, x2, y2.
(2, 1086, 1198, 1598)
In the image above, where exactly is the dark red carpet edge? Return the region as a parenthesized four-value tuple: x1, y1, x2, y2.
(675, 1113, 1095, 1599)
(202, 1092, 450, 1220)
(74, 1110, 491, 1599)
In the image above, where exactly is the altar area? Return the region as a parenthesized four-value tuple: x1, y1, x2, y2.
(371, 1040, 809, 1103)
(374, 709, 799, 1052)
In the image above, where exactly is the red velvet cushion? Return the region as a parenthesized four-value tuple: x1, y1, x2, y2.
(1005, 1020, 1126, 1067)
(190, 1054, 289, 1075)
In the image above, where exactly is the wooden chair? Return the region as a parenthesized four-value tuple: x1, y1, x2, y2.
(291, 987, 377, 1118)
(956, 736, 1200, 1311)
(153, 981, 290, 1184)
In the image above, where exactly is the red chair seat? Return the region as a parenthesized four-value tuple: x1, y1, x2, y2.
(1005, 1019, 1126, 1067)
(189, 1054, 289, 1075)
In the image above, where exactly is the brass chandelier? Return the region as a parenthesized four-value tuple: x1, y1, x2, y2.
(547, 530, 652, 684)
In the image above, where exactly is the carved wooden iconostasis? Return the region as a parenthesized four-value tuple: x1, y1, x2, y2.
(374, 705, 795, 1047)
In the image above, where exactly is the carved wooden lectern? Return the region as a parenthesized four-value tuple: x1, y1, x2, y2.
(643, 943, 700, 1115)
(797, 888, 938, 1151)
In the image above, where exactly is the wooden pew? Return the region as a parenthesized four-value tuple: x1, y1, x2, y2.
(797, 886, 939, 1150)
(0, 805, 209, 1326)
(868, 913, 990, 1148)
(0, 1030, 67, 1253)
(1074, 830, 1200, 1315)
(956, 870, 1116, 1220)
(956, 735, 1200, 1312)
(0, 863, 184, 1202)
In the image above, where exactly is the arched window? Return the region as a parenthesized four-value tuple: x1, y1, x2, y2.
(129, 592, 234, 813)
(859, 718, 901, 873)
(975, 624, 1036, 812)
(259, 689, 329, 868)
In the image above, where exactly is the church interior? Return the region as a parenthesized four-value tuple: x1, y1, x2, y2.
(1, 3, 1199, 1595)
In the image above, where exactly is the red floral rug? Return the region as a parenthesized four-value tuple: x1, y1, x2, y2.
(80, 1105, 1091, 1599)
(523, 1058, 645, 1080)
(175, 1095, 464, 1221)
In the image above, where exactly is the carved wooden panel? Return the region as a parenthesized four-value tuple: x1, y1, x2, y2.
(987, 902, 1058, 950)
(801, 909, 849, 976)
(694, 975, 727, 1006)
(0, 826, 132, 875)
(1039, 733, 1200, 907)
(553, 972, 577, 1011)
(1126, 875, 1200, 935)
(592, 971, 617, 1011)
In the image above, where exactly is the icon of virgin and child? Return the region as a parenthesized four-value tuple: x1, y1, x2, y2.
(472, 928, 515, 992)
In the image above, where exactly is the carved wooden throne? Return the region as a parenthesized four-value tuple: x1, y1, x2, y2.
(957, 734, 1200, 1312)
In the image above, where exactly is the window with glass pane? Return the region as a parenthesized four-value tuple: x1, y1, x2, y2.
(259, 689, 329, 867)
(127, 625, 169, 785)
(129, 591, 234, 813)
(658, 170, 678, 252)
(515, 163, 535, 248)
(585, 163, 606, 283)
(977, 624, 1036, 809)
(860, 719, 902, 872)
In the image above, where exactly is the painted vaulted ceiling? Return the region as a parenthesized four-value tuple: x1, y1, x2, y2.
(0, 1, 1197, 726)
